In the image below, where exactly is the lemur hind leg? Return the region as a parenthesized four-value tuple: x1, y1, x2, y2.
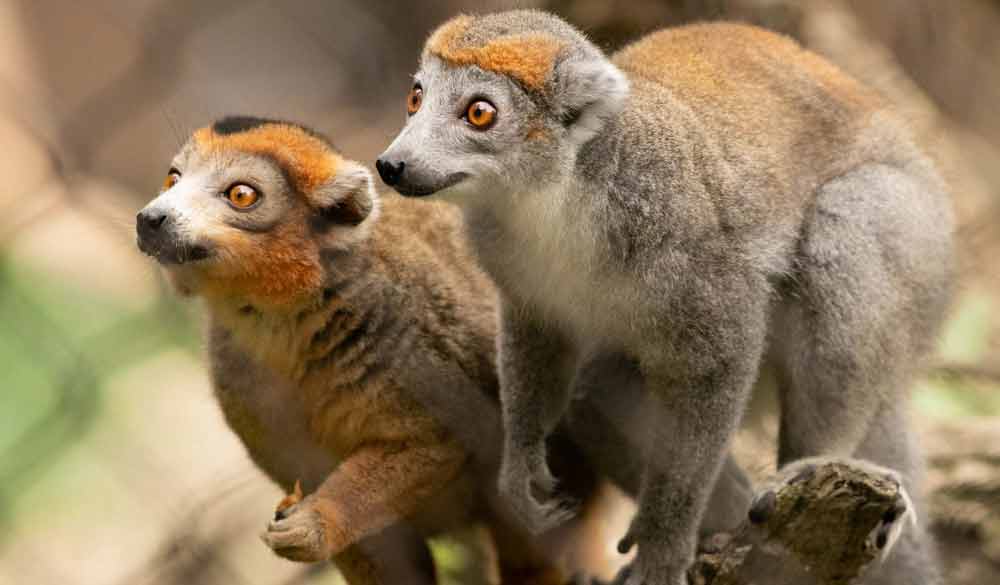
(775, 163, 952, 465)
(773, 163, 951, 584)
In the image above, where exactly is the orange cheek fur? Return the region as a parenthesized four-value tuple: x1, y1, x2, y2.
(203, 226, 323, 307)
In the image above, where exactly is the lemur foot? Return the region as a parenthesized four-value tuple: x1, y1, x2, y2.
(261, 494, 336, 563)
(498, 443, 578, 534)
(857, 463, 917, 561)
(751, 457, 917, 562)
(606, 505, 690, 585)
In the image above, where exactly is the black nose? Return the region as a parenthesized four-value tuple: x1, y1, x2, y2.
(136, 210, 168, 237)
(375, 158, 406, 186)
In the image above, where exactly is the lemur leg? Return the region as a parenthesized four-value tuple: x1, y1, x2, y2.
(332, 523, 436, 585)
(775, 163, 951, 466)
(566, 352, 753, 537)
(565, 352, 648, 494)
(618, 298, 768, 585)
(263, 441, 466, 563)
(774, 164, 950, 584)
(496, 299, 577, 534)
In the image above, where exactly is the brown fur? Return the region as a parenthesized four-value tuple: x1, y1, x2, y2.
(154, 122, 614, 583)
(613, 22, 891, 196)
(426, 14, 565, 91)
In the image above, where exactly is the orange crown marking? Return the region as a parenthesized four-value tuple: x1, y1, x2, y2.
(194, 124, 342, 195)
(426, 15, 564, 91)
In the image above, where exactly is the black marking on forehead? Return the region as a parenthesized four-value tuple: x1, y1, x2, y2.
(211, 116, 338, 150)
(213, 116, 283, 135)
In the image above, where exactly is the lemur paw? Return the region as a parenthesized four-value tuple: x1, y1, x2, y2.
(498, 446, 577, 534)
(859, 464, 917, 561)
(261, 497, 335, 563)
(751, 457, 917, 561)
(611, 521, 688, 585)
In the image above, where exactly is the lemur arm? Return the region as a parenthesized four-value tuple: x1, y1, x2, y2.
(495, 296, 577, 534)
(310, 435, 466, 551)
(264, 427, 466, 561)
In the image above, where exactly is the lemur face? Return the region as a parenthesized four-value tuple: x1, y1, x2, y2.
(377, 11, 628, 204)
(137, 117, 376, 306)
(378, 57, 556, 202)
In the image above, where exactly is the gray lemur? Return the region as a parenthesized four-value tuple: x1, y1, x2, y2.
(377, 10, 954, 585)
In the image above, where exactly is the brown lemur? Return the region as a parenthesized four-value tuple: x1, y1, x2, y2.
(135, 116, 628, 585)
(377, 11, 954, 585)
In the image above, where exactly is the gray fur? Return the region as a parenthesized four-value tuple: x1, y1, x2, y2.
(379, 10, 953, 585)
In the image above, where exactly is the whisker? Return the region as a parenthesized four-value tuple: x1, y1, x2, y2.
(161, 105, 184, 150)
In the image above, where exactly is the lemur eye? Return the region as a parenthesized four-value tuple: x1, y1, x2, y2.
(162, 169, 181, 191)
(406, 84, 423, 115)
(225, 184, 260, 209)
(465, 100, 497, 130)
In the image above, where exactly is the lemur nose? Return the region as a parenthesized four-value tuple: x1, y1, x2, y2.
(137, 210, 168, 234)
(375, 158, 406, 186)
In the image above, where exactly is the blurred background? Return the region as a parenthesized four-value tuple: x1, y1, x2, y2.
(1, 0, 998, 584)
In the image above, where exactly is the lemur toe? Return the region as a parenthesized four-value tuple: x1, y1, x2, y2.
(503, 482, 570, 533)
(868, 486, 915, 560)
(527, 495, 578, 534)
(274, 503, 295, 522)
(788, 463, 816, 485)
(617, 533, 636, 555)
(500, 463, 578, 534)
(747, 489, 776, 525)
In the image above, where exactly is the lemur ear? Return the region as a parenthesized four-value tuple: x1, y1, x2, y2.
(311, 160, 377, 227)
(551, 53, 629, 145)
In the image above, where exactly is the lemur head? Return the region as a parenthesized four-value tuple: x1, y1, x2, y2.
(377, 10, 628, 202)
(136, 116, 377, 308)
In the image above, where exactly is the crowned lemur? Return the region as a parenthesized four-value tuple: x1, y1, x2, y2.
(377, 10, 954, 585)
(137, 116, 649, 584)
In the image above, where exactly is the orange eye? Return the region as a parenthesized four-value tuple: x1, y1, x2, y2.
(465, 100, 497, 129)
(406, 84, 423, 115)
(162, 170, 181, 191)
(226, 184, 260, 209)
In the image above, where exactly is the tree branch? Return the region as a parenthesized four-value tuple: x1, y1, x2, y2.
(690, 461, 906, 585)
